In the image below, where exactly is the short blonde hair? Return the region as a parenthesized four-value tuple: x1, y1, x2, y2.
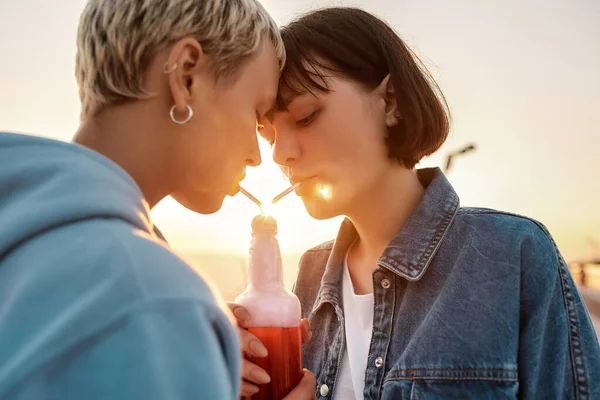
(76, 0, 285, 117)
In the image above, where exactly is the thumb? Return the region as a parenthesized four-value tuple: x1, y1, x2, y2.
(300, 319, 312, 345)
(283, 369, 317, 399)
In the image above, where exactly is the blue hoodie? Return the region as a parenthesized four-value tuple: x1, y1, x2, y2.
(0, 132, 241, 399)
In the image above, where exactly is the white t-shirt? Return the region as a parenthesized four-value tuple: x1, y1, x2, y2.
(332, 252, 374, 400)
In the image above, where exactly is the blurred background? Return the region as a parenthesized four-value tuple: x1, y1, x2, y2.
(1, 0, 598, 333)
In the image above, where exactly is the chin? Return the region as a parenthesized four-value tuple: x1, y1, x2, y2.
(184, 200, 224, 215)
(302, 197, 342, 220)
(173, 192, 226, 215)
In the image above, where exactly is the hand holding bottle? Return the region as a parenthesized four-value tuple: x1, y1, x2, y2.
(228, 303, 312, 397)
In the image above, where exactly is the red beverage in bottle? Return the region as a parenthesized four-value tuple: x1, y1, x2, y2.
(236, 215, 303, 400)
(246, 327, 303, 400)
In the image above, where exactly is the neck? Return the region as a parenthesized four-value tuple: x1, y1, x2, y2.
(73, 103, 170, 209)
(248, 232, 284, 289)
(345, 166, 425, 292)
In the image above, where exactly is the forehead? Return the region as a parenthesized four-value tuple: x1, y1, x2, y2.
(271, 59, 335, 116)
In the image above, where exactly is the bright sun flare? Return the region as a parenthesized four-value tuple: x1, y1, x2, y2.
(317, 184, 332, 200)
(260, 203, 275, 216)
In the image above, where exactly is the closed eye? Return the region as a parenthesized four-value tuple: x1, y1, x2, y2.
(296, 111, 318, 127)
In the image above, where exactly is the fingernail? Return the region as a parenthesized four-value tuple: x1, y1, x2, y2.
(251, 368, 271, 384)
(233, 307, 246, 319)
(250, 340, 268, 357)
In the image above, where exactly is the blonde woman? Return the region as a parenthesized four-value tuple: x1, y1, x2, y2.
(0, 1, 315, 399)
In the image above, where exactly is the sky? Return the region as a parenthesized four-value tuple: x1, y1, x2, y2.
(1, 0, 599, 264)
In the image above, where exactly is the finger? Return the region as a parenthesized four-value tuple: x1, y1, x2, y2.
(240, 381, 260, 397)
(300, 319, 312, 345)
(226, 302, 252, 328)
(239, 328, 268, 358)
(242, 359, 271, 386)
(282, 369, 317, 400)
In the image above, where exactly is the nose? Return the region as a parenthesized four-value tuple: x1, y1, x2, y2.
(246, 132, 262, 167)
(272, 126, 299, 168)
(246, 152, 261, 167)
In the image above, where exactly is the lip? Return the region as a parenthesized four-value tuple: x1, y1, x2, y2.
(228, 182, 241, 196)
(227, 171, 246, 196)
(290, 175, 316, 186)
(294, 176, 320, 196)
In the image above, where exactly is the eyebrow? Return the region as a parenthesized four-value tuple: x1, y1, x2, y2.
(264, 100, 284, 123)
(265, 92, 315, 122)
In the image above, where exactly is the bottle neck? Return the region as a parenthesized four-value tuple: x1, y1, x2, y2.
(248, 232, 284, 289)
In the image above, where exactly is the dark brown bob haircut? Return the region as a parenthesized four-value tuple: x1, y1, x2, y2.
(277, 7, 450, 169)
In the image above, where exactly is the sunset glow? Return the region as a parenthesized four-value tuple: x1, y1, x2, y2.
(1, 0, 598, 286)
(260, 203, 275, 217)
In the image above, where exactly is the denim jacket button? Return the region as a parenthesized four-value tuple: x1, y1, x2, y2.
(375, 356, 384, 368)
(319, 384, 330, 396)
(381, 278, 391, 289)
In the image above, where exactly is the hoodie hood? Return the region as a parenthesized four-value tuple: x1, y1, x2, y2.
(0, 132, 155, 258)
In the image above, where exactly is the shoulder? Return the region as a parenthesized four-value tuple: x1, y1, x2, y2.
(0, 219, 237, 386)
(7, 217, 227, 322)
(456, 207, 556, 242)
(94, 219, 219, 298)
(454, 207, 561, 273)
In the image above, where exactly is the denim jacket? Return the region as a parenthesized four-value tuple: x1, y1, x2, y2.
(293, 168, 600, 399)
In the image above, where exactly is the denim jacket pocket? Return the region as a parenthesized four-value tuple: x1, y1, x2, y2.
(381, 368, 518, 400)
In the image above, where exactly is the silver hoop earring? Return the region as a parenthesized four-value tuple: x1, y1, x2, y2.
(163, 62, 177, 74)
(170, 105, 193, 125)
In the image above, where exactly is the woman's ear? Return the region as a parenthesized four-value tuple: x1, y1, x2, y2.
(164, 38, 208, 118)
(374, 74, 401, 127)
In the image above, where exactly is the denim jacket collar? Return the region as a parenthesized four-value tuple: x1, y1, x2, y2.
(312, 167, 460, 314)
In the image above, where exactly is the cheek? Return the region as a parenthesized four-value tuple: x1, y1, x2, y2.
(320, 108, 382, 163)
(209, 88, 255, 136)
(319, 114, 388, 189)
(212, 105, 255, 150)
